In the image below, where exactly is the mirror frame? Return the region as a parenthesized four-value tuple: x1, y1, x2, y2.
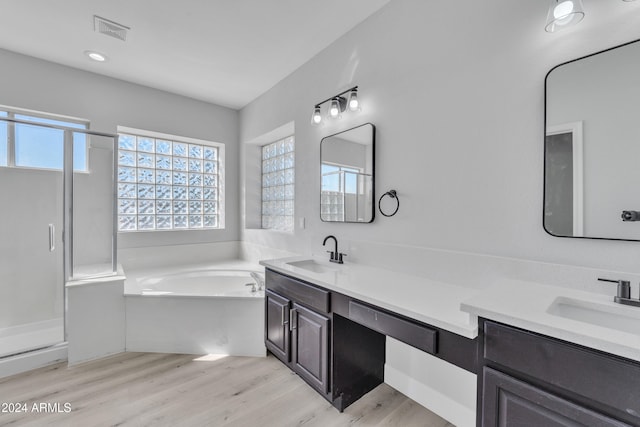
(320, 123, 376, 224)
(543, 38, 640, 242)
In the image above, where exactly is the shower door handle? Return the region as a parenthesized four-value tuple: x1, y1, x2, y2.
(49, 224, 55, 252)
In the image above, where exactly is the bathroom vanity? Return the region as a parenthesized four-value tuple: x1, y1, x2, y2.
(262, 259, 480, 413)
(262, 257, 640, 427)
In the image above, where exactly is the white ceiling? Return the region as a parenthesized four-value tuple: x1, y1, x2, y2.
(0, 0, 390, 109)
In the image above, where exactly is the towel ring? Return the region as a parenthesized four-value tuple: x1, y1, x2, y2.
(378, 190, 399, 217)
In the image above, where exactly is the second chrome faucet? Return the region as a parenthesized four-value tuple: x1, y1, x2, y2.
(323, 235, 346, 264)
(598, 278, 640, 307)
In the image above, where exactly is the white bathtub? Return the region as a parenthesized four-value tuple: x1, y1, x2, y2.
(135, 269, 263, 297)
(124, 266, 266, 357)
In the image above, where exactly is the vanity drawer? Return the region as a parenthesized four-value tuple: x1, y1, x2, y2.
(483, 321, 640, 421)
(266, 269, 330, 313)
(348, 301, 437, 354)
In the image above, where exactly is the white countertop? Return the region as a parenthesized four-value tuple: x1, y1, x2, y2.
(262, 256, 640, 362)
(260, 256, 481, 338)
(461, 278, 640, 362)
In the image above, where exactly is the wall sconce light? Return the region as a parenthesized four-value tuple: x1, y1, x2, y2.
(311, 86, 360, 125)
(347, 88, 360, 111)
(328, 97, 346, 119)
(545, 0, 585, 32)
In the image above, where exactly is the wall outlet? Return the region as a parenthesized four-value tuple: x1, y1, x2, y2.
(299, 217, 305, 229)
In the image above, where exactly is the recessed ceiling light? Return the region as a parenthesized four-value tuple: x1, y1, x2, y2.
(85, 50, 107, 62)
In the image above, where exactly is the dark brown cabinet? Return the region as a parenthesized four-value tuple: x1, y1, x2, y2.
(265, 289, 290, 363)
(480, 320, 640, 427)
(482, 367, 630, 427)
(291, 302, 330, 393)
(264, 272, 331, 397)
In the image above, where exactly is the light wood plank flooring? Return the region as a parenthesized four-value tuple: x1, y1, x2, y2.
(0, 352, 455, 427)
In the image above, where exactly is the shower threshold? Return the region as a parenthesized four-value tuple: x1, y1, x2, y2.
(0, 318, 64, 359)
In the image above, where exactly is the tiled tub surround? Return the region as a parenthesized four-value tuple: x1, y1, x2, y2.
(261, 249, 640, 427)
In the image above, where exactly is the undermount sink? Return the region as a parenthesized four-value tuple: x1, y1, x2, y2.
(286, 259, 339, 274)
(546, 296, 640, 335)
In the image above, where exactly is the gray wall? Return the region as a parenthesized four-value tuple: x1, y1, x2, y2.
(0, 48, 240, 250)
(240, 0, 640, 274)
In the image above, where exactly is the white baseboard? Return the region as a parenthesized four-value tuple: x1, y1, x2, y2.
(384, 364, 476, 427)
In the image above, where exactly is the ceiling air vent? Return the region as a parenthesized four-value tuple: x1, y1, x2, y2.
(93, 15, 130, 42)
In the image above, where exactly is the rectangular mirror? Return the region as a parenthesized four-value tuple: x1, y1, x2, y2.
(320, 123, 375, 223)
(545, 39, 640, 241)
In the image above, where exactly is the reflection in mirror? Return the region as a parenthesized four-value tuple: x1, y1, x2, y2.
(320, 123, 375, 223)
(545, 39, 640, 241)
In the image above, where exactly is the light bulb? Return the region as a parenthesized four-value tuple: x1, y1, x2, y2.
(311, 106, 322, 125)
(329, 99, 340, 119)
(554, 1, 574, 19)
(348, 89, 359, 111)
(545, 0, 584, 32)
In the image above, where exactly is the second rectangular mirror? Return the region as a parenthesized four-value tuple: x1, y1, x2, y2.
(545, 39, 640, 241)
(320, 123, 375, 223)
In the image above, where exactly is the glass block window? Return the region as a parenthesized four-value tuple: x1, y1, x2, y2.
(0, 108, 88, 171)
(321, 164, 361, 222)
(262, 136, 294, 231)
(117, 131, 222, 232)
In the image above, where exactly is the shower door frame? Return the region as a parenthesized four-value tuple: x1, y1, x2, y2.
(0, 116, 118, 347)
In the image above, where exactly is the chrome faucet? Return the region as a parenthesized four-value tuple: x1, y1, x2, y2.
(598, 278, 640, 307)
(250, 272, 264, 291)
(323, 235, 346, 264)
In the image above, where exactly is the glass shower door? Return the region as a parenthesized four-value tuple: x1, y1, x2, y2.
(0, 120, 64, 357)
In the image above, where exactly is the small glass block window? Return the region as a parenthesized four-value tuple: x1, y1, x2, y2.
(262, 136, 294, 231)
(117, 132, 221, 232)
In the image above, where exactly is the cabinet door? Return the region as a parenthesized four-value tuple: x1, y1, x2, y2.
(482, 367, 631, 427)
(291, 303, 330, 394)
(265, 290, 290, 363)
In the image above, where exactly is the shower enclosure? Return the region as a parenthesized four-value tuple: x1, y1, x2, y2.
(0, 115, 117, 358)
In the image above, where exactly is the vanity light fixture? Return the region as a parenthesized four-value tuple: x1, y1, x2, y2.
(310, 86, 359, 125)
(545, 0, 585, 32)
